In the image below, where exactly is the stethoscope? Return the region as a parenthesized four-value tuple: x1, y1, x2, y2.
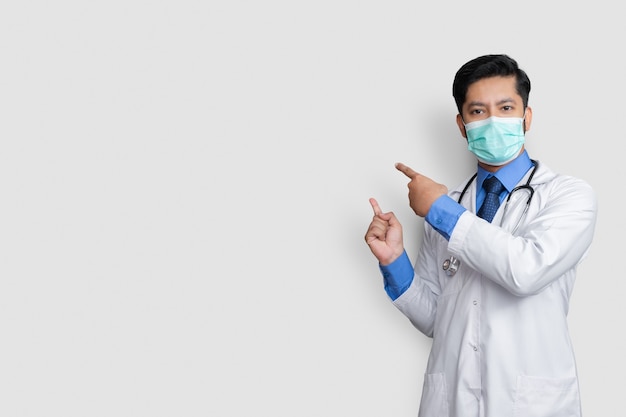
(442, 159, 538, 277)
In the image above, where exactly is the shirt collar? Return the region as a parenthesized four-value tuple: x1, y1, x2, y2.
(476, 150, 533, 193)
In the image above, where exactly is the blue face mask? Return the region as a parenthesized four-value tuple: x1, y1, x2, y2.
(464, 116, 525, 166)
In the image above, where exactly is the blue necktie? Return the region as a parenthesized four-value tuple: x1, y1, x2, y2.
(477, 176, 505, 222)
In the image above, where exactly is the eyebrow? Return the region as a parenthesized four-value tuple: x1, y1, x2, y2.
(467, 97, 517, 107)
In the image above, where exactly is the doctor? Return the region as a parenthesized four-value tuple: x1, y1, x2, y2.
(364, 54, 597, 417)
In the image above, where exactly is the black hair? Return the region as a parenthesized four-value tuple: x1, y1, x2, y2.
(452, 54, 531, 114)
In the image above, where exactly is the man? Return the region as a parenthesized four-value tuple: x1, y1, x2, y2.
(364, 54, 597, 417)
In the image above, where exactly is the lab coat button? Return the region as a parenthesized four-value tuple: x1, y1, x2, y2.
(473, 300, 478, 305)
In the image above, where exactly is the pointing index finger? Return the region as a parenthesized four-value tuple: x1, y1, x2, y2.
(369, 198, 382, 215)
(395, 162, 419, 179)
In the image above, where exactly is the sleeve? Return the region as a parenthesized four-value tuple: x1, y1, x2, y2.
(425, 194, 467, 241)
(391, 224, 443, 337)
(448, 176, 597, 296)
(379, 250, 414, 300)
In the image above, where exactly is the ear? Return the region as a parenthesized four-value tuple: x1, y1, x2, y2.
(456, 114, 467, 139)
(523, 106, 533, 132)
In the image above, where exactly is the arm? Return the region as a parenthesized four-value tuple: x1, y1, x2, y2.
(365, 163, 451, 335)
(449, 176, 597, 296)
(364, 201, 442, 336)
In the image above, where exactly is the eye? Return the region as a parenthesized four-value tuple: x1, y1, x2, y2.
(502, 105, 514, 112)
(470, 109, 484, 115)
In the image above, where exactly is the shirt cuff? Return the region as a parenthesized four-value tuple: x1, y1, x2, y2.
(425, 194, 467, 240)
(379, 250, 413, 301)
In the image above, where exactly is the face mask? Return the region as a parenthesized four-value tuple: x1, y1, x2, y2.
(464, 116, 525, 166)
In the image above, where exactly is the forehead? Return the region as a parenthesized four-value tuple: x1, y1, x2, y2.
(464, 76, 520, 105)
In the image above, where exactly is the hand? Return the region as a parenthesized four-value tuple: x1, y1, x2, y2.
(364, 198, 405, 265)
(395, 162, 448, 217)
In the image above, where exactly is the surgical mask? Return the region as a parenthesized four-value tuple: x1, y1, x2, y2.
(464, 116, 525, 166)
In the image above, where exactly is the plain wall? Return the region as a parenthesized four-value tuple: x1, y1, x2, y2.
(0, 1, 623, 416)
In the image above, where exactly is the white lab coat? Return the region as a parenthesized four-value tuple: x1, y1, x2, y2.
(393, 161, 597, 417)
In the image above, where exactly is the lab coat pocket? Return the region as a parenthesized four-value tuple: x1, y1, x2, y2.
(418, 373, 449, 417)
(513, 375, 580, 417)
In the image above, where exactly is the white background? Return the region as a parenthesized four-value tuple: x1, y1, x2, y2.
(1, 1, 623, 416)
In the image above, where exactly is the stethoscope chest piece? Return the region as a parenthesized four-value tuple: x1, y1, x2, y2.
(442, 256, 460, 277)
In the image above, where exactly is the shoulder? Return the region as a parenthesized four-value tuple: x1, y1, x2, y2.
(533, 162, 596, 209)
